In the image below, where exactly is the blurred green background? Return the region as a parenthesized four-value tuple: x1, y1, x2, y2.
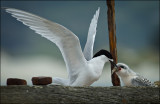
(1, 1, 159, 86)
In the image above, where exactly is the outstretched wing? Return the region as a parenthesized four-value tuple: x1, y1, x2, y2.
(83, 7, 100, 61)
(4, 7, 87, 80)
(131, 75, 152, 86)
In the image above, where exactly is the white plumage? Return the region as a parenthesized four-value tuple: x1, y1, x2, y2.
(83, 7, 100, 61)
(112, 63, 152, 86)
(4, 7, 112, 86)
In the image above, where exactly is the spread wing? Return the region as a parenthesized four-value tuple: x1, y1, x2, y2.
(4, 7, 87, 80)
(131, 75, 152, 86)
(83, 7, 100, 61)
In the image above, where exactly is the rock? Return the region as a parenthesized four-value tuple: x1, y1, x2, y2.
(1, 85, 159, 103)
(154, 81, 160, 87)
(7, 78, 27, 85)
(32, 76, 52, 85)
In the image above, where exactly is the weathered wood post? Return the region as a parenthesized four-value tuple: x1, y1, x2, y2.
(106, 0, 121, 86)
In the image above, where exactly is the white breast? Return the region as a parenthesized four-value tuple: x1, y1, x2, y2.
(121, 76, 134, 86)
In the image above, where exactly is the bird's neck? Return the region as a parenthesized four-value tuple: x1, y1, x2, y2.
(89, 55, 109, 75)
(98, 55, 109, 63)
(89, 55, 106, 65)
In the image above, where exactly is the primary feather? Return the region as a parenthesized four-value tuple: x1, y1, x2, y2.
(83, 7, 100, 61)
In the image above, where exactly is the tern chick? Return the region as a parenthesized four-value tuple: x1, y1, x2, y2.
(112, 63, 152, 86)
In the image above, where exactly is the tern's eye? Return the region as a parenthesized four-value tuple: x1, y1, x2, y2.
(120, 65, 126, 69)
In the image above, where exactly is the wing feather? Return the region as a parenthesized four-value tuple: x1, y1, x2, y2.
(131, 75, 152, 86)
(4, 8, 87, 80)
(83, 7, 100, 61)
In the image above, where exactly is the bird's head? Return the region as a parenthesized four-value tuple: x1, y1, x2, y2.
(112, 63, 130, 76)
(93, 49, 112, 58)
(93, 49, 116, 64)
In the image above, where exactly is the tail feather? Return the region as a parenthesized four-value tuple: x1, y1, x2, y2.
(52, 77, 69, 86)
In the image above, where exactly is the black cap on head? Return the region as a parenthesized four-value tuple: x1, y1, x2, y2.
(93, 49, 113, 59)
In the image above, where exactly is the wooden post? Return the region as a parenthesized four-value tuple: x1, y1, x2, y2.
(106, 0, 120, 86)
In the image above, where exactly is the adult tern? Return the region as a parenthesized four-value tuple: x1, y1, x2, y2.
(3, 7, 113, 86)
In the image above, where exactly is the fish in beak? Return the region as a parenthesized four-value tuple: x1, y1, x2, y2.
(112, 68, 119, 74)
(109, 61, 119, 74)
